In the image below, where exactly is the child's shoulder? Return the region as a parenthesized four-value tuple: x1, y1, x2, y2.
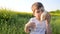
(30, 17, 36, 20)
(29, 17, 36, 22)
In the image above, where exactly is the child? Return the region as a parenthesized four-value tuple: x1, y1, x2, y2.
(24, 2, 52, 34)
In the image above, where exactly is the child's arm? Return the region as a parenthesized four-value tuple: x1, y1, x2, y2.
(24, 18, 32, 33)
(46, 13, 52, 34)
(24, 22, 36, 33)
(45, 12, 51, 23)
(24, 18, 36, 33)
(24, 22, 31, 33)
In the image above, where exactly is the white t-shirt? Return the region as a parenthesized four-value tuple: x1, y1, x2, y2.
(28, 17, 46, 34)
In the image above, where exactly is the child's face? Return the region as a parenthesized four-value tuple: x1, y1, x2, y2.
(33, 7, 44, 19)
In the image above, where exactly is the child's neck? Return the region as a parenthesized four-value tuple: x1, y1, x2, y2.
(35, 17, 41, 21)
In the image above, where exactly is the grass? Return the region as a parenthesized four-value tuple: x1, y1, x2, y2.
(0, 9, 60, 34)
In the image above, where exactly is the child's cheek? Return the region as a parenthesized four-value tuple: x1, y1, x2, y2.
(35, 13, 38, 16)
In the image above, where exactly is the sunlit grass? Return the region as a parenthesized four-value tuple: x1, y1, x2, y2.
(0, 9, 60, 34)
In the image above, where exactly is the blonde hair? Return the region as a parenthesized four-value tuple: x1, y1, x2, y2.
(31, 2, 44, 13)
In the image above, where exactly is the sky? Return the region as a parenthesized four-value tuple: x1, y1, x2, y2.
(0, 0, 60, 12)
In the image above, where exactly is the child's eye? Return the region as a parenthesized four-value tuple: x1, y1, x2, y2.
(41, 9, 44, 12)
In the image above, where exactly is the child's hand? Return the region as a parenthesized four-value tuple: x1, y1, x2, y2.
(24, 22, 36, 33)
(30, 22, 36, 29)
(26, 22, 36, 29)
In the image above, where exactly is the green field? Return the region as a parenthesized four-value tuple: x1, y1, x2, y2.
(0, 9, 60, 34)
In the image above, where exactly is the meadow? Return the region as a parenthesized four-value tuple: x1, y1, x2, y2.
(0, 9, 60, 34)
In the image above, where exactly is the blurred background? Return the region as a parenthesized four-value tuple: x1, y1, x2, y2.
(0, 0, 60, 34)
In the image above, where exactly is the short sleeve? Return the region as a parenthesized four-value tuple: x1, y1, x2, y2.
(28, 18, 35, 23)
